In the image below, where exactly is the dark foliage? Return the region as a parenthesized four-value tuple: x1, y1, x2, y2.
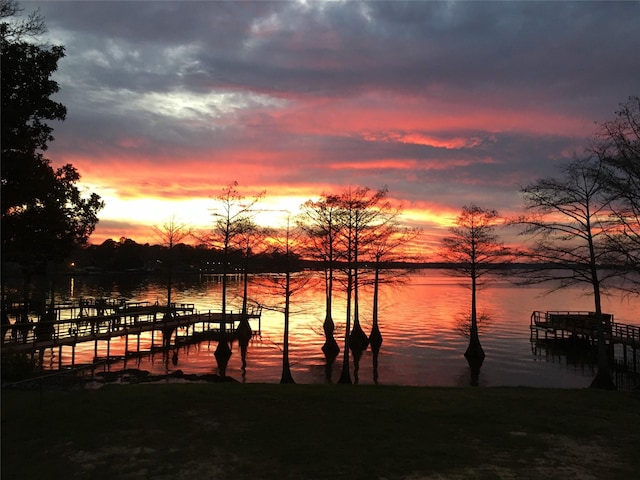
(1, 0, 103, 274)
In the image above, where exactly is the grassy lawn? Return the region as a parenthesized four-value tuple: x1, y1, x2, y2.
(2, 383, 639, 479)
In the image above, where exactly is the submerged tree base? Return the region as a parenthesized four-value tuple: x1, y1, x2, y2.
(321, 337, 340, 361)
(337, 362, 352, 384)
(369, 326, 383, 354)
(349, 322, 369, 355)
(464, 340, 485, 362)
(280, 364, 295, 384)
(214, 340, 232, 377)
(589, 370, 617, 390)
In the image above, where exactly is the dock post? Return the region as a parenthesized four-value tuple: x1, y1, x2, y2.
(94, 338, 98, 361)
(71, 343, 76, 366)
(58, 345, 63, 369)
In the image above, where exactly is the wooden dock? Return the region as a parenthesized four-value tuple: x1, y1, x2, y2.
(2, 299, 262, 368)
(530, 310, 639, 371)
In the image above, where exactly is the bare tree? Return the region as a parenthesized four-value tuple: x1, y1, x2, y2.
(1, 0, 45, 42)
(233, 218, 269, 372)
(203, 182, 264, 377)
(335, 186, 389, 384)
(151, 216, 190, 317)
(278, 216, 298, 384)
(591, 96, 640, 292)
(516, 156, 616, 389)
(255, 214, 309, 384)
(366, 212, 420, 382)
(441, 204, 510, 363)
(298, 194, 342, 367)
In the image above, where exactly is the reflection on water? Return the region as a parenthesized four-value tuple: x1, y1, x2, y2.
(30, 270, 640, 388)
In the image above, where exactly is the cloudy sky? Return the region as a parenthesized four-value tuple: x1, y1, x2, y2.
(25, 1, 640, 254)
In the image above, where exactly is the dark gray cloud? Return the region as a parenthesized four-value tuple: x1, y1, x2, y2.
(20, 0, 640, 240)
(36, 1, 640, 101)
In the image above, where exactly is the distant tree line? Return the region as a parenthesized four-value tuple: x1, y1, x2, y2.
(65, 237, 304, 275)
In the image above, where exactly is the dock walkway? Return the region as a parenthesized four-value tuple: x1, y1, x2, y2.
(2, 300, 262, 364)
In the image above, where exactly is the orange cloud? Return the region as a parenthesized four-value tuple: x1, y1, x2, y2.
(269, 91, 592, 138)
(363, 131, 484, 149)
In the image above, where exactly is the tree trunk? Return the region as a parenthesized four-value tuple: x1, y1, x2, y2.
(338, 268, 353, 384)
(167, 241, 173, 316)
(369, 264, 383, 354)
(465, 274, 485, 361)
(322, 264, 339, 363)
(214, 338, 232, 378)
(589, 273, 616, 389)
(216, 243, 232, 376)
(280, 270, 295, 384)
(349, 272, 369, 357)
(238, 256, 252, 372)
(586, 229, 615, 390)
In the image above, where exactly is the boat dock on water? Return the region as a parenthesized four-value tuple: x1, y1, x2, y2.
(1, 298, 262, 369)
(530, 311, 640, 372)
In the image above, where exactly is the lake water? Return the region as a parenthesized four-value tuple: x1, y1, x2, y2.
(41, 269, 640, 388)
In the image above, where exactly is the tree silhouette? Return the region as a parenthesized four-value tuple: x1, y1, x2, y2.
(517, 156, 617, 389)
(201, 182, 264, 377)
(1, 0, 103, 329)
(151, 216, 190, 316)
(278, 216, 297, 384)
(254, 213, 308, 384)
(336, 186, 389, 384)
(233, 218, 269, 374)
(151, 216, 190, 355)
(591, 96, 640, 293)
(367, 217, 420, 382)
(298, 194, 342, 371)
(441, 204, 509, 363)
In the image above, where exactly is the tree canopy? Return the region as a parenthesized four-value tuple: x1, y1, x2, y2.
(1, 0, 103, 273)
(441, 204, 510, 361)
(516, 149, 620, 389)
(592, 96, 640, 291)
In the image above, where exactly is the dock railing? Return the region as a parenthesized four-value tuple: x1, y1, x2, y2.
(2, 301, 261, 350)
(611, 323, 640, 347)
(531, 311, 612, 331)
(531, 310, 640, 348)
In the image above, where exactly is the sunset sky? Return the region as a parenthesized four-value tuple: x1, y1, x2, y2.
(26, 1, 640, 255)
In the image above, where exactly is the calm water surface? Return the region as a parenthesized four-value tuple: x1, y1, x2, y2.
(46, 270, 640, 388)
